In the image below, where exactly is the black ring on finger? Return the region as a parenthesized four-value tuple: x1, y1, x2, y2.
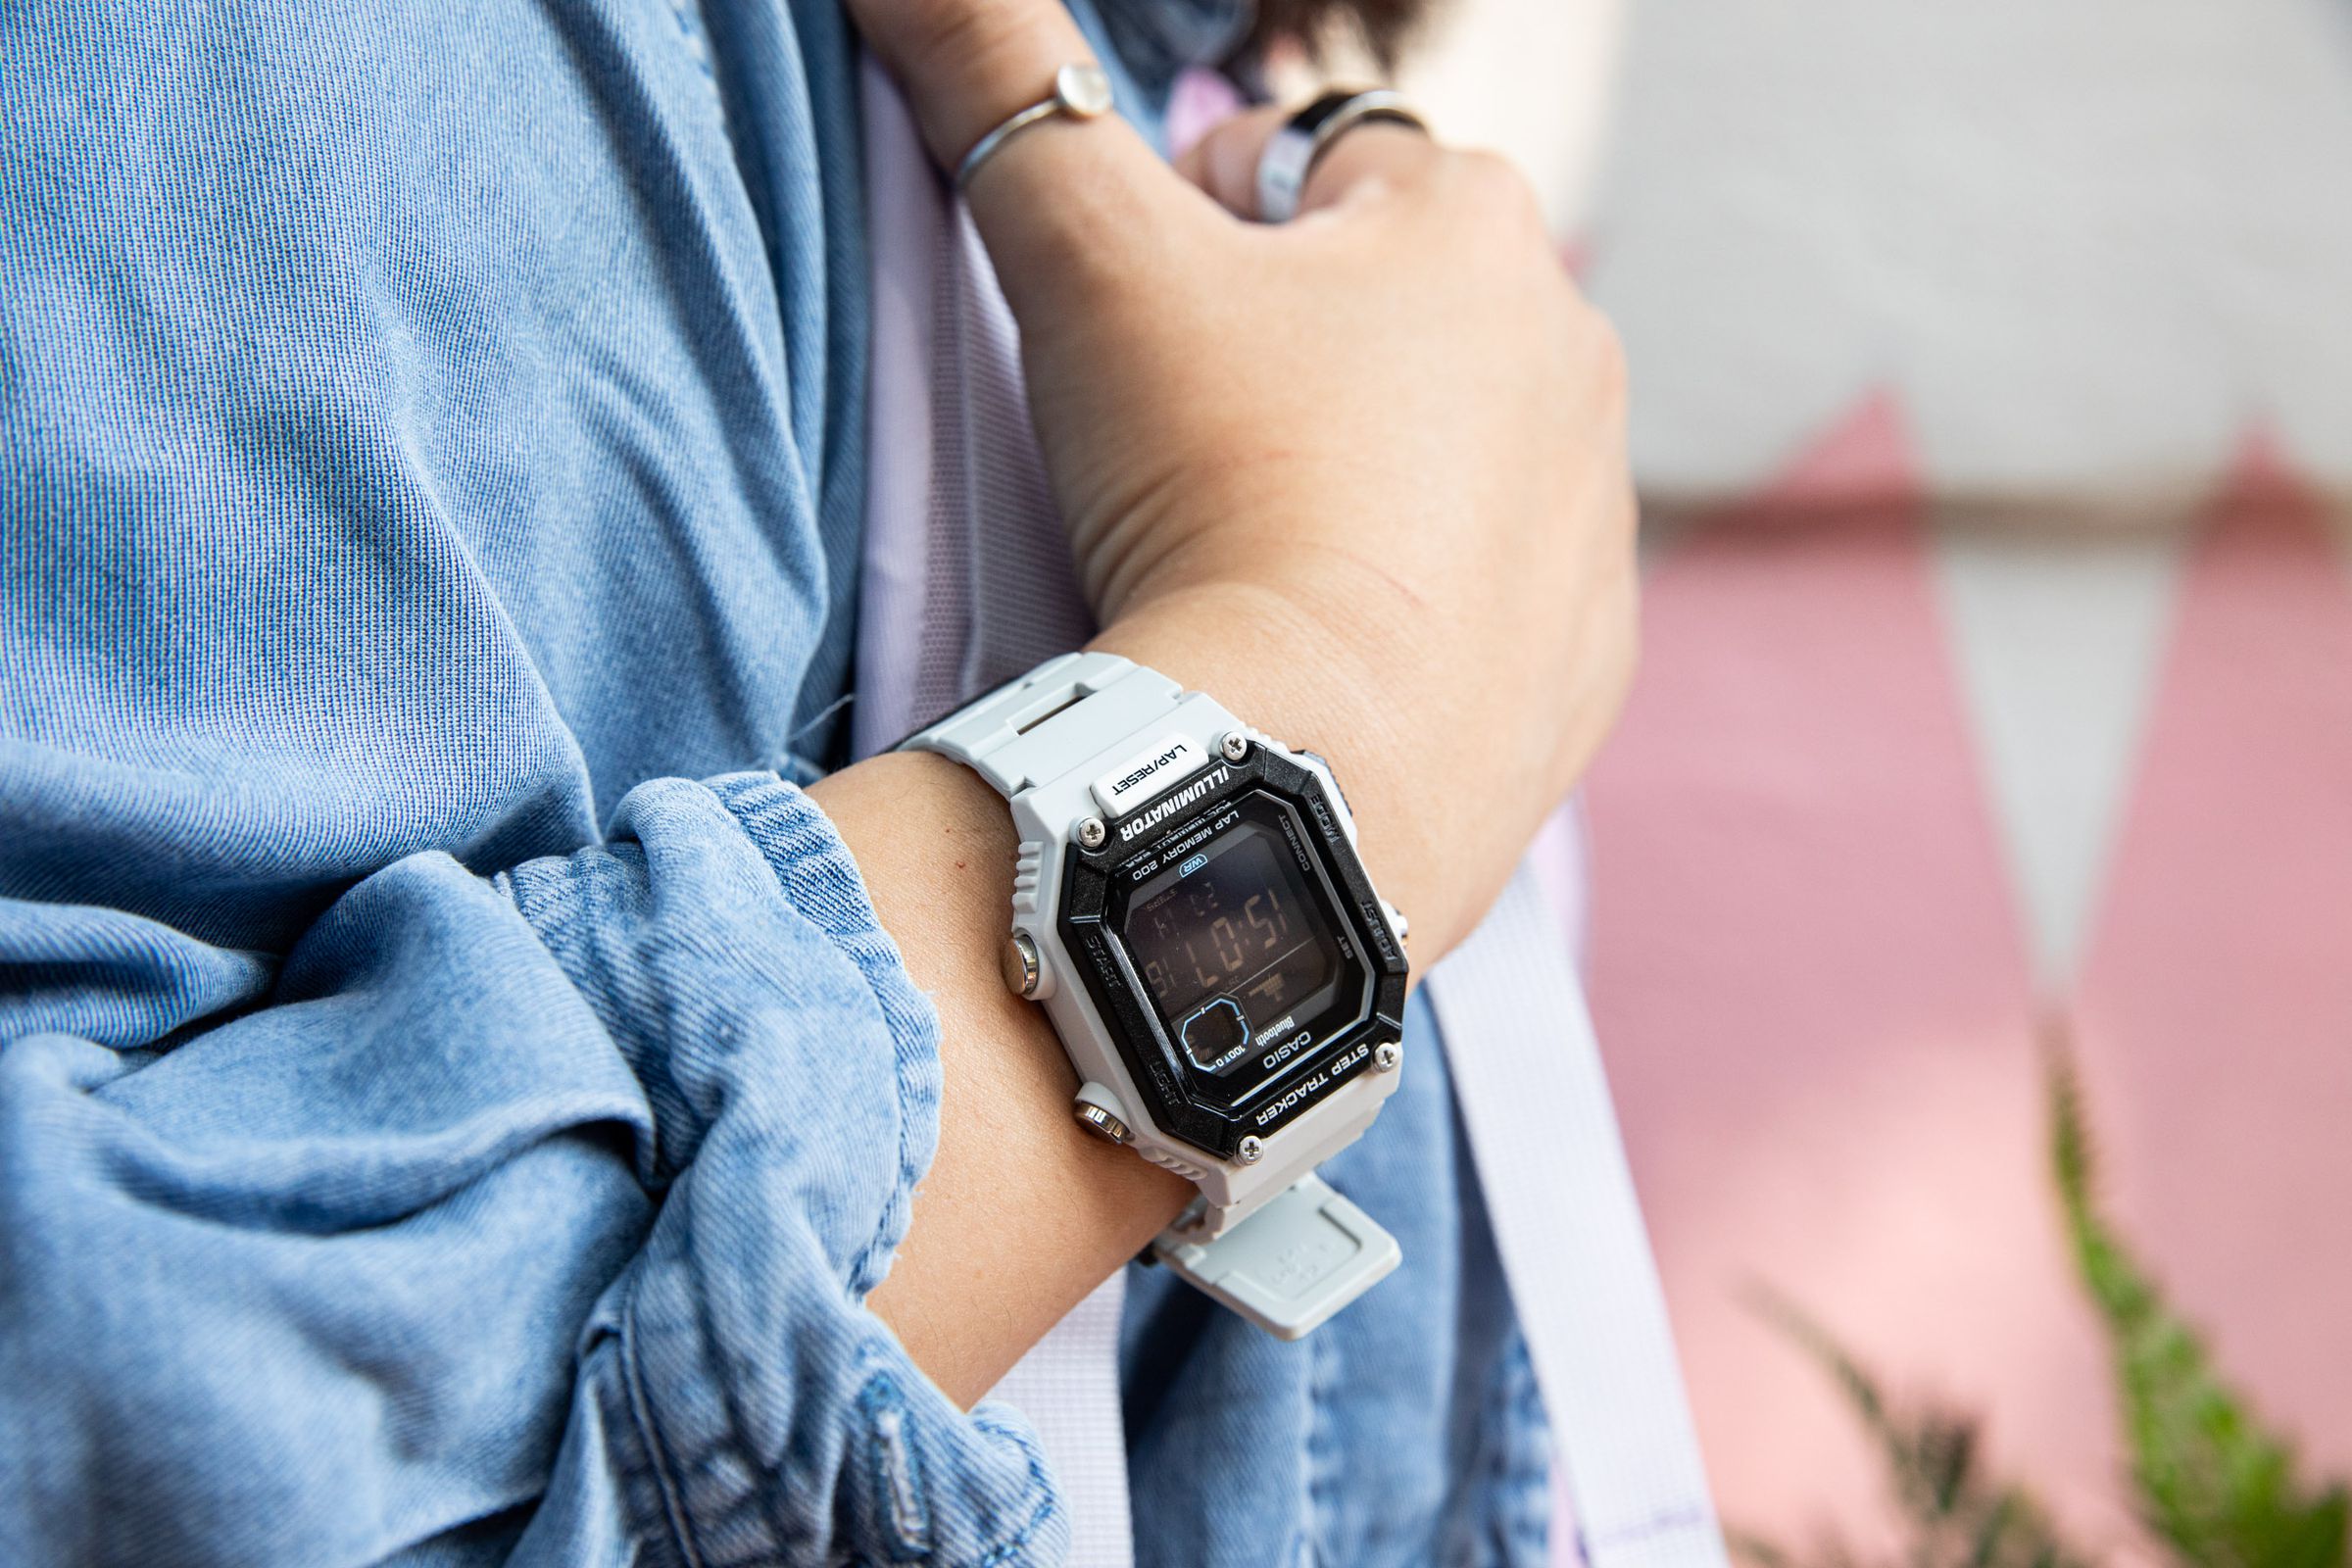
(1253, 88, 1429, 223)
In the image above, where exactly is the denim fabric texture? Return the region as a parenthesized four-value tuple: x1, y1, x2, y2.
(0, 0, 1547, 1559)
(0, 0, 1071, 1560)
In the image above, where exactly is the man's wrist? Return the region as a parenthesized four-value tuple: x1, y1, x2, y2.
(1089, 583, 1464, 963)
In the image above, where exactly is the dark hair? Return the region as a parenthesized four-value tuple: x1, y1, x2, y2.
(1247, 0, 1440, 70)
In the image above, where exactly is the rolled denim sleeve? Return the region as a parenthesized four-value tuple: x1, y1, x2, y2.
(0, 772, 1064, 1566)
(503, 774, 1065, 1567)
(0, 0, 1066, 1550)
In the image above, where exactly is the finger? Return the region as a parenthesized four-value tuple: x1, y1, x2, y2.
(1179, 101, 1446, 222)
(850, 0, 1212, 318)
(853, 0, 1091, 179)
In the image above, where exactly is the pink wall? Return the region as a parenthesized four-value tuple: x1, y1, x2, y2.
(1584, 400, 2352, 1548)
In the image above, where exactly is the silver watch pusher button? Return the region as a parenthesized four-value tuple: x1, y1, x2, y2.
(1073, 1100, 1132, 1145)
(1003, 930, 1042, 998)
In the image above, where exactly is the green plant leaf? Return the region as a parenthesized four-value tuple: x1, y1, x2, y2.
(2047, 1036, 2349, 1568)
(1734, 1287, 2092, 1568)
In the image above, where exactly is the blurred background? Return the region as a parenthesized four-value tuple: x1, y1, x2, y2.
(1380, 0, 2352, 1554)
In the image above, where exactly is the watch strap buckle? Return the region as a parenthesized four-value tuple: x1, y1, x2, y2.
(1151, 1173, 1399, 1340)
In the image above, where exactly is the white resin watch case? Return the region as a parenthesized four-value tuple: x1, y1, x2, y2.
(903, 653, 1407, 1337)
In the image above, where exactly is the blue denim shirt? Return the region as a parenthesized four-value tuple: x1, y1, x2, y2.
(0, 0, 1546, 1561)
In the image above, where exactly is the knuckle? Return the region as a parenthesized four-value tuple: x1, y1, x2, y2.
(1450, 149, 1545, 231)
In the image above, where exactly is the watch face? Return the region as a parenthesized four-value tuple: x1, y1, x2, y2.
(1057, 749, 1408, 1159)
(1122, 814, 1348, 1085)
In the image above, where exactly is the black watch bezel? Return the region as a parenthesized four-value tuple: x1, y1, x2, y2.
(1056, 744, 1409, 1162)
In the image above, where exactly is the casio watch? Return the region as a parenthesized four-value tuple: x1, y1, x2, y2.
(902, 652, 1409, 1339)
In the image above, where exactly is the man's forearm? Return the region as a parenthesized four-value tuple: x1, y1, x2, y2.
(813, 747, 1189, 1408)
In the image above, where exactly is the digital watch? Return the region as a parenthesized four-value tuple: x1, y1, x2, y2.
(903, 652, 1408, 1338)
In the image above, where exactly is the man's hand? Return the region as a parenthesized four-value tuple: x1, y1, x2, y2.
(848, 0, 1637, 961)
(835, 0, 1638, 1401)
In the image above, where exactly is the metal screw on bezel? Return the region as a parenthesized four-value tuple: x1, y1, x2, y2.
(1220, 731, 1250, 762)
(1373, 1041, 1402, 1073)
(1076, 815, 1106, 849)
(1236, 1135, 1265, 1164)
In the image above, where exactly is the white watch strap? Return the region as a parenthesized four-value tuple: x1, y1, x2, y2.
(1153, 1173, 1399, 1341)
(903, 652, 1402, 1340)
(902, 651, 1182, 797)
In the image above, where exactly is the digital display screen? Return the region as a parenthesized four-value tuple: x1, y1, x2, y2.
(1120, 821, 1342, 1078)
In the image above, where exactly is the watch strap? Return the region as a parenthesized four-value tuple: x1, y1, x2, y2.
(1151, 1173, 1399, 1341)
(901, 651, 1183, 798)
(902, 650, 1402, 1336)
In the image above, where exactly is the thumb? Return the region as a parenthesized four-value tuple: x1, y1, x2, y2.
(851, 0, 1207, 314)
